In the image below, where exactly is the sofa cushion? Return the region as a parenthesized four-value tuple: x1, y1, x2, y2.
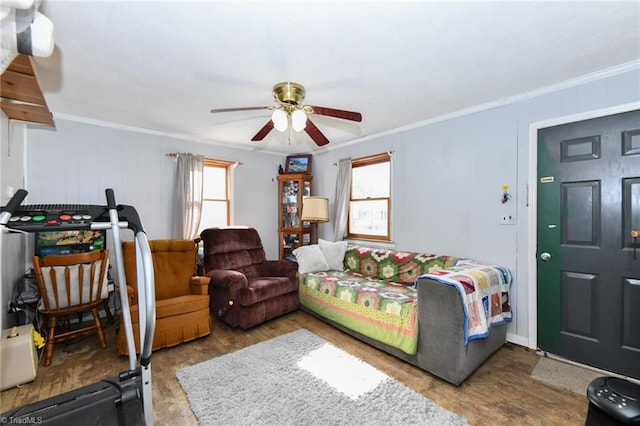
(238, 276, 298, 306)
(344, 246, 462, 285)
(293, 244, 329, 274)
(130, 294, 209, 319)
(200, 227, 267, 276)
(123, 239, 198, 300)
(318, 239, 348, 271)
(299, 270, 418, 355)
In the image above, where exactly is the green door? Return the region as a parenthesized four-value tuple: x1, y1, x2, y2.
(537, 109, 640, 378)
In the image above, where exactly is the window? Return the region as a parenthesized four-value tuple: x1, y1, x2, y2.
(347, 152, 391, 241)
(198, 158, 233, 235)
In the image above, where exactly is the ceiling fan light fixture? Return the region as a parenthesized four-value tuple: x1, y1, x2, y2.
(291, 109, 307, 132)
(272, 109, 288, 132)
(211, 81, 362, 146)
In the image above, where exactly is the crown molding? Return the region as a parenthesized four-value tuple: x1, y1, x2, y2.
(334, 59, 640, 150)
(51, 59, 640, 155)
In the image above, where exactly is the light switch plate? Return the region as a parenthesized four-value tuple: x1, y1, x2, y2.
(500, 215, 515, 225)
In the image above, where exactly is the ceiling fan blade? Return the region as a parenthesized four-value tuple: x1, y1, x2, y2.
(210, 106, 273, 113)
(303, 105, 362, 122)
(304, 119, 330, 146)
(251, 120, 274, 141)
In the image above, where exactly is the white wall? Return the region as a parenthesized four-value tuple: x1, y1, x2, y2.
(0, 116, 30, 329)
(313, 66, 640, 347)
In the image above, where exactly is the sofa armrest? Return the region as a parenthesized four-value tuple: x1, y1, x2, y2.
(206, 269, 247, 324)
(189, 275, 211, 295)
(415, 276, 506, 385)
(256, 260, 298, 279)
(206, 269, 248, 291)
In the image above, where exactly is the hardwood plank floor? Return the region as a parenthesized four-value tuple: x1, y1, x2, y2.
(1, 311, 589, 425)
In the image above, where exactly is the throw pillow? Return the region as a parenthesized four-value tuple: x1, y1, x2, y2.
(292, 244, 329, 274)
(318, 239, 348, 271)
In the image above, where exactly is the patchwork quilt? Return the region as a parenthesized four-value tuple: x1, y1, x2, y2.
(343, 246, 461, 285)
(299, 271, 420, 355)
(417, 260, 512, 344)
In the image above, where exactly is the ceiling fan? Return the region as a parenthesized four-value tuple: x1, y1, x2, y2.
(210, 82, 362, 147)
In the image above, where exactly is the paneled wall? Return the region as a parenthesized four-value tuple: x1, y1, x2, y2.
(22, 120, 283, 293)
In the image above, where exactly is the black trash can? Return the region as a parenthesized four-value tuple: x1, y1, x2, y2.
(586, 376, 640, 425)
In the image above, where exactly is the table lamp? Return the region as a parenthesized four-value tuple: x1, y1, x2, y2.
(301, 196, 329, 244)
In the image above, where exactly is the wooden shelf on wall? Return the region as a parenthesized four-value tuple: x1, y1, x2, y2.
(1, 54, 55, 128)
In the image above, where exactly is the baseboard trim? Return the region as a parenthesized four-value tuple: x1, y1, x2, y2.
(506, 332, 528, 347)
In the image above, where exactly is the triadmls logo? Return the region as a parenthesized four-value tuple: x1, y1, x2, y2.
(1, 415, 44, 424)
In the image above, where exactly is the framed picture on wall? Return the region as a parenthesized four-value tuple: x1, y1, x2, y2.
(284, 154, 312, 174)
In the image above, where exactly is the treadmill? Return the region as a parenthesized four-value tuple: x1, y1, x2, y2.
(0, 188, 156, 426)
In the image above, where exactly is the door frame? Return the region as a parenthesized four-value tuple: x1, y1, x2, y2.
(526, 101, 640, 350)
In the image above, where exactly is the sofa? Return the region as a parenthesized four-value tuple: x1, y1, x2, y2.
(295, 242, 512, 385)
(200, 227, 299, 329)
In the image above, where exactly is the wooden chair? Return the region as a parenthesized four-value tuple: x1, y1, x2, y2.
(32, 250, 110, 366)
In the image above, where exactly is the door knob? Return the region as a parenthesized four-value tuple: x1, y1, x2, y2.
(540, 252, 552, 262)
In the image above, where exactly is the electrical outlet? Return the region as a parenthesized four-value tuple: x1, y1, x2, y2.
(500, 215, 515, 225)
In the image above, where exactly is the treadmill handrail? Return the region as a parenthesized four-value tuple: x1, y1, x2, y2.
(135, 231, 155, 365)
(1, 188, 155, 426)
(0, 189, 28, 215)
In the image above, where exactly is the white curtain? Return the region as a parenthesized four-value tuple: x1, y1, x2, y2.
(332, 158, 352, 241)
(172, 153, 204, 239)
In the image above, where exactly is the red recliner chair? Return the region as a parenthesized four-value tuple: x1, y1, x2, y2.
(200, 227, 299, 329)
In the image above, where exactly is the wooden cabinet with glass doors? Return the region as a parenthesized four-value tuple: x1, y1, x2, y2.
(278, 173, 312, 260)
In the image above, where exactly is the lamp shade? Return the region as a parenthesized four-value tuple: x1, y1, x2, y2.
(291, 109, 307, 132)
(301, 196, 329, 223)
(271, 109, 288, 132)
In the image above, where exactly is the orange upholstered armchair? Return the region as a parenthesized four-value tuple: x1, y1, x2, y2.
(117, 239, 211, 355)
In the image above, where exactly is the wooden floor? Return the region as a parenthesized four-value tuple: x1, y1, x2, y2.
(1, 311, 589, 425)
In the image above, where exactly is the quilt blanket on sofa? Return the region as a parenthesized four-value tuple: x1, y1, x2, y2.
(299, 270, 419, 355)
(418, 260, 512, 344)
(344, 246, 461, 285)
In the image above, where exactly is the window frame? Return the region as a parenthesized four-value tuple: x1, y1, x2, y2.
(199, 158, 233, 234)
(346, 152, 392, 242)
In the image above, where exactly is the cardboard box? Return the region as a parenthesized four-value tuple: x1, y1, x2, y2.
(1, 324, 38, 390)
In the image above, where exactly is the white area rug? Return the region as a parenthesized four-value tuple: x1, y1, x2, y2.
(531, 356, 602, 395)
(176, 329, 468, 426)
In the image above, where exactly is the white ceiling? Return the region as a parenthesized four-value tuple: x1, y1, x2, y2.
(35, 1, 640, 154)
